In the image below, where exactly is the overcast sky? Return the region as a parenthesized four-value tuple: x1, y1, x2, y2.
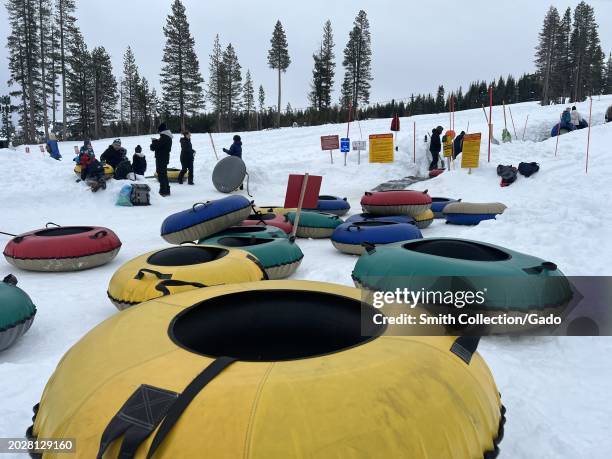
(1, 0, 611, 110)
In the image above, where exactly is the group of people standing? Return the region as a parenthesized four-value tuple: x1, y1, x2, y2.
(559, 106, 587, 132)
(427, 127, 465, 171)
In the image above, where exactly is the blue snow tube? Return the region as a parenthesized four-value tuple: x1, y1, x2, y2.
(345, 213, 416, 226)
(445, 214, 497, 225)
(161, 195, 252, 244)
(431, 198, 460, 219)
(443, 202, 507, 226)
(331, 221, 422, 255)
(551, 122, 573, 137)
(310, 195, 351, 216)
(46, 140, 61, 160)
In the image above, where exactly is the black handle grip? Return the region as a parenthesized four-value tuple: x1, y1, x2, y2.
(134, 269, 173, 280)
(192, 202, 209, 212)
(89, 230, 108, 240)
(155, 279, 206, 296)
(46, 222, 61, 228)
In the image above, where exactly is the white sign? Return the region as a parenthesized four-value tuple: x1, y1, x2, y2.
(352, 140, 367, 151)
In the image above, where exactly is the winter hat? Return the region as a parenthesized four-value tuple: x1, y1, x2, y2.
(572, 106, 577, 111)
(158, 123, 167, 133)
(113, 139, 121, 146)
(233, 135, 241, 142)
(135, 145, 142, 153)
(84, 139, 92, 146)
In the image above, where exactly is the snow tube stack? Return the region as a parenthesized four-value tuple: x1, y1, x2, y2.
(361, 190, 432, 217)
(3, 224, 121, 272)
(414, 209, 434, 229)
(0, 275, 36, 351)
(107, 245, 266, 310)
(331, 221, 422, 255)
(353, 238, 572, 314)
(346, 213, 416, 226)
(161, 196, 252, 244)
(199, 234, 303, 279)
(431, 197, 461, 218)
(443, 202, 506, 225)
(240, 212, 293, 234)
(309, 195, 351, 216)
(28, 280, 504, 459)
(285, 211, 343, 238)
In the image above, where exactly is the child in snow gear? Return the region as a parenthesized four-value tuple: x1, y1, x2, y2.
(452, 131, 465, 159)
(45, 133, 62, 160)
(178, 131, 195, 185)
(559, 108, 575, 132)
(77, 141, 96, 180)
(151, 123, 173, 196)
(101, 139, 128, 169)
(223, 135, 243, 159)
(132, 145, 147, 176)
(606, 106, 612, 123)
(113, 158, 134, 180)
(428, 126, 443, 171)
(518, 162, 540, 177)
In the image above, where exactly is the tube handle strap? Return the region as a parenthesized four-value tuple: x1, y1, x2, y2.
(134, 269, 172, 280)
(154, 279, 206, 296)
(146, 357, 237, 459)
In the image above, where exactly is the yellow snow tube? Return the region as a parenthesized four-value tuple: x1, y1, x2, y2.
(253, 205, 296, 215)
(414, 209, 434, 229)
(107, 245, 266, 310)
(74, 164, 114, 177)
(30, 280, 504, 459)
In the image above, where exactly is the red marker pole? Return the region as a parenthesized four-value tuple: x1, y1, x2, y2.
(413, 121, 416, 163)
(488, 86, 493, 163)
(586, 96, 593, 174)
(554, 120, 561, 157)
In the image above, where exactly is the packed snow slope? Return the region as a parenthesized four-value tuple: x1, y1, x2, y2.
(1, 97, 612, 458)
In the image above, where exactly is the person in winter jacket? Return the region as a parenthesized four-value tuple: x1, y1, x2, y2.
(570, 106, 582, 128)
(150, 122, 173, 196)
(606, 105, 612, 123)
(101, 139, 128, 169)
(132, 145, 147, 176)
(178, 131, 195, 185)
(559, 108, 574, 131)
(429, 126, 443, 170)
(452, 131, 465, 159)
(223, 135, 242, 159)
(77, 140, 96, 180)
(46, 133, 62, 160)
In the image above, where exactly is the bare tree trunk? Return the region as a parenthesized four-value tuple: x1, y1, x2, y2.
(93, 74, 99, 139)
(59, 0, 67, 140)
(276, 68, 281, 128)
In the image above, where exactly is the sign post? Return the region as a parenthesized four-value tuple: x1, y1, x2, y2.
(320, 135, 339, 164)
(340, 137, 350, 166)
(461, 133, 482, 174)
(352, 140, 366, 165)
(284, 174, 322, 239)
(369, 134, 394, 163)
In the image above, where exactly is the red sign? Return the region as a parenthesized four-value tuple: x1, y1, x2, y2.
(284, 174, 322, 209)
(320, 135, 339, 151)
(390, 114, 400, 132)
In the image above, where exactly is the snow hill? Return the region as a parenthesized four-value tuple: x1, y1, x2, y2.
(1, 96, 612, 458)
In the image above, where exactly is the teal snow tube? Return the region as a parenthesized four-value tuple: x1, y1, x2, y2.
(285, 211, 344, 239)
(199, 225, 287, 241)
(352, 238, 573, 313)
(199, 235, 304, 279)
(0, 275, 36, 351)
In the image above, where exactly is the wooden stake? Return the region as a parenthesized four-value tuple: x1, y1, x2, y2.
(413, 121, 416, 163)
(502, 100, 508, 129)
(291, 173, 309, 239)
(522, 115, 529, 141)
(508, 106, 517, 139)
(330, 150, 333, 164)
(208, 132, 219, 160)
(586, 96, 593, 174)
(554, 120, 561, 157)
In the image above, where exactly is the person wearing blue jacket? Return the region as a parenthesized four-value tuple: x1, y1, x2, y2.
(223, 135, 242, 159)
(45, 133, 62, 160)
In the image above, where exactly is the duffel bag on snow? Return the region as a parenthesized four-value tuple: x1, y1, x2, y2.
(114, 159, 133, 180)
(497, 165, 517, 187)
(518, 162, 540, 178)
(130, 184, 150, 206)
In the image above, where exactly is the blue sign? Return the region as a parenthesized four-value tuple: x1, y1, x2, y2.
(340, 138, 350, 153)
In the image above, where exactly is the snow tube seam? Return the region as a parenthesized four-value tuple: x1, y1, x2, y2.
(4, 244, 121, 261)
(414, 210, 434, 229)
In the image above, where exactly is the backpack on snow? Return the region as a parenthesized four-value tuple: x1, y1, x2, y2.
(518, 162, 540, 177)
(114, 158, 133, 180)
(130, 184, 151, 206)
(497, 164, 518, 187)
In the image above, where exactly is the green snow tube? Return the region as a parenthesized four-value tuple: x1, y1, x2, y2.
(199, 235, 304, 279)
(352, 238, 573, 313)
(0, 275, 36, 351)
(285, 211, 344, 239)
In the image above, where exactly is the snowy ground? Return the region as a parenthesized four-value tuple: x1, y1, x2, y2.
(1, 96, 612, 458)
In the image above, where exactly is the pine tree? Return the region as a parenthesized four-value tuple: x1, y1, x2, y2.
(267, 20, 291, 128)
(136, 77, 154, 134)
(47, 12, 60, 130)
(553, 8, 572, 102)
(309, 20, 335, 111)
(309, 48, 324, 110)
(535, 6, 560, 105)
(243, 70, 255, 130)
(0, 95, 16, 142)
(208, 34, 225, 131)
(606, 53, 612, 94)
(286, 102, 292, 116)
(90, 46, 117, 139)
(435, 85, 445, 112)
(570, 1, 604, 100)
(222, 43, 242, 131)
(341, 10, 372, 114)
(55, 0, 77, 139)
(258, 84, 265, 130)
(66, 29, 93, 138)
(160, 0, 204, 131)
(122, 46, 140, 134)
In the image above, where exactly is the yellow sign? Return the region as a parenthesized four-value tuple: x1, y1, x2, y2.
(442, 130, 456, 158)
(461, 133, 482, 168)
(369, 134, 394, 163)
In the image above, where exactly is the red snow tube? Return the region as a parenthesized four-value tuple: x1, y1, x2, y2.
(360, 190, 432, 217)
(240, 212, 293, 234)
(3, 224, 122, 272)
(429, 169, 445, 178)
